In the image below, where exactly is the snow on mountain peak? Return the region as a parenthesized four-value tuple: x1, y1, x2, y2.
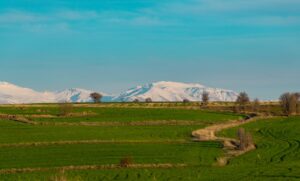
(0, 81, 238, 104)
(113, 81, 238, 102)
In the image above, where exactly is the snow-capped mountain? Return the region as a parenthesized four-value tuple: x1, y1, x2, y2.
(0, 81, 111, 104)
(0, 82, 55, 104)
(0, 81, 238, 104)
(113, 81, 238, 102)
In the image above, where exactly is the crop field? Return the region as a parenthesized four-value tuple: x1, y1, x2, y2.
(0, 104, 299, 180)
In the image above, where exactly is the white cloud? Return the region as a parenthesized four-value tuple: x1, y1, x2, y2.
(0, 10, 46, 23)
(233, 16, 300, 26)
(161, 0, 300, 14)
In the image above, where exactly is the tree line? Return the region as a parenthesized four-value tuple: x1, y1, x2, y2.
(88, 91, 300, 116)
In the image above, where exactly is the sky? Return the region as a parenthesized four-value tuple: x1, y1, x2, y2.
(0, 0, 299, 99)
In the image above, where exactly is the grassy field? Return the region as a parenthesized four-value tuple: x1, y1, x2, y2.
(0, 104, 299, 180)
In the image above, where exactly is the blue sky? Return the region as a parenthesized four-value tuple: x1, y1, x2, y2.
(0, 0, 299, 99)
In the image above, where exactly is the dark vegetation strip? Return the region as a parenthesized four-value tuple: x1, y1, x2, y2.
(0, 139, 189, 148)
(1, 114, 210, 126)
(0, 163, 188, 174)
(35, 120, 207, 126)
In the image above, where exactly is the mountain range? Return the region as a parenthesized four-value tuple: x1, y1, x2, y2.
(0, 81, 238, 104)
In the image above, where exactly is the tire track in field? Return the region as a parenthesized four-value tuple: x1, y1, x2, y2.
(260, 127, 300, 163)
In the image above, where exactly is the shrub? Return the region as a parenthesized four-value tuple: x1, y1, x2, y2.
(120, 156, 133, 168)
(59, 103, 73, 116)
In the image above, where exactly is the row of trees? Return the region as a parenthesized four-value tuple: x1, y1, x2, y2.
(199, 91, 300, 116)
(89, 91, 300, 115)
(233, 91, 300, 115)
(280, 92, 300, 115)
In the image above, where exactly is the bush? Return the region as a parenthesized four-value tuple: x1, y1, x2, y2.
(120, 156, 133, 168)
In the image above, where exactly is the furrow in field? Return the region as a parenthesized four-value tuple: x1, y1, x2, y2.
(264, 128, 300, 163)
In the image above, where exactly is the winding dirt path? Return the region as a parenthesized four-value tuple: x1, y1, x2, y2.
(192, 116, 261, 166)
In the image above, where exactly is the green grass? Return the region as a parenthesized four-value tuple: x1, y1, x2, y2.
(0, 106, 244, 122)
(0, 119, 202, 144)
(1, 105, 299, 180)
(0, 142, 222, 169)
(30, 107, 243, 123)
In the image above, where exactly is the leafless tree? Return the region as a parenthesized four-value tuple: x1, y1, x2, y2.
(237, 128, 246, 150)
(201, 91, 209, 106)
(90, 92, 103, 103)
(252, 98, 260, 112)
(236, 92, 250, 112)
(145, 98, 152, 103)
(296, 93, 300, 114)
(237, 128, 254, 151)
(183, 99, 190, 103)
(133, 98, 140, 103)
(280, 92, 300, 115)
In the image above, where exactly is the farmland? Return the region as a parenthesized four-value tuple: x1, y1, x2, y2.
(0, 104, 299, 180)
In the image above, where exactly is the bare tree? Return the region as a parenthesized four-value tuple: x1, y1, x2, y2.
(237, 128, 246, 150)
(237, 128, 254, 151)
(133, 98, 140, 103)
(236, 92, 250, 112)
(295, 92, 300, 114)
(145, 98, 152, 103)
(183, 99, 190, 103)
(90, 92, 103, 103)
(279, 92, 299, 115)
(201, 91, 209, 107)
(252, 98, 260, 113)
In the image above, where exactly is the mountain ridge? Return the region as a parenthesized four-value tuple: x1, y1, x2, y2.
(0, 81, 238, 104)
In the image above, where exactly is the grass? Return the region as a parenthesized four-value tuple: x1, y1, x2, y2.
(29, 107, 243, 123)
(0, 105, 244, 122)
(1, 105, 299, 180)
(0, 119, 203, 144)
(0, 142, 222, 169)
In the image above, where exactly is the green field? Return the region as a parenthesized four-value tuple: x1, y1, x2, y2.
(0, 105, 300, 180)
